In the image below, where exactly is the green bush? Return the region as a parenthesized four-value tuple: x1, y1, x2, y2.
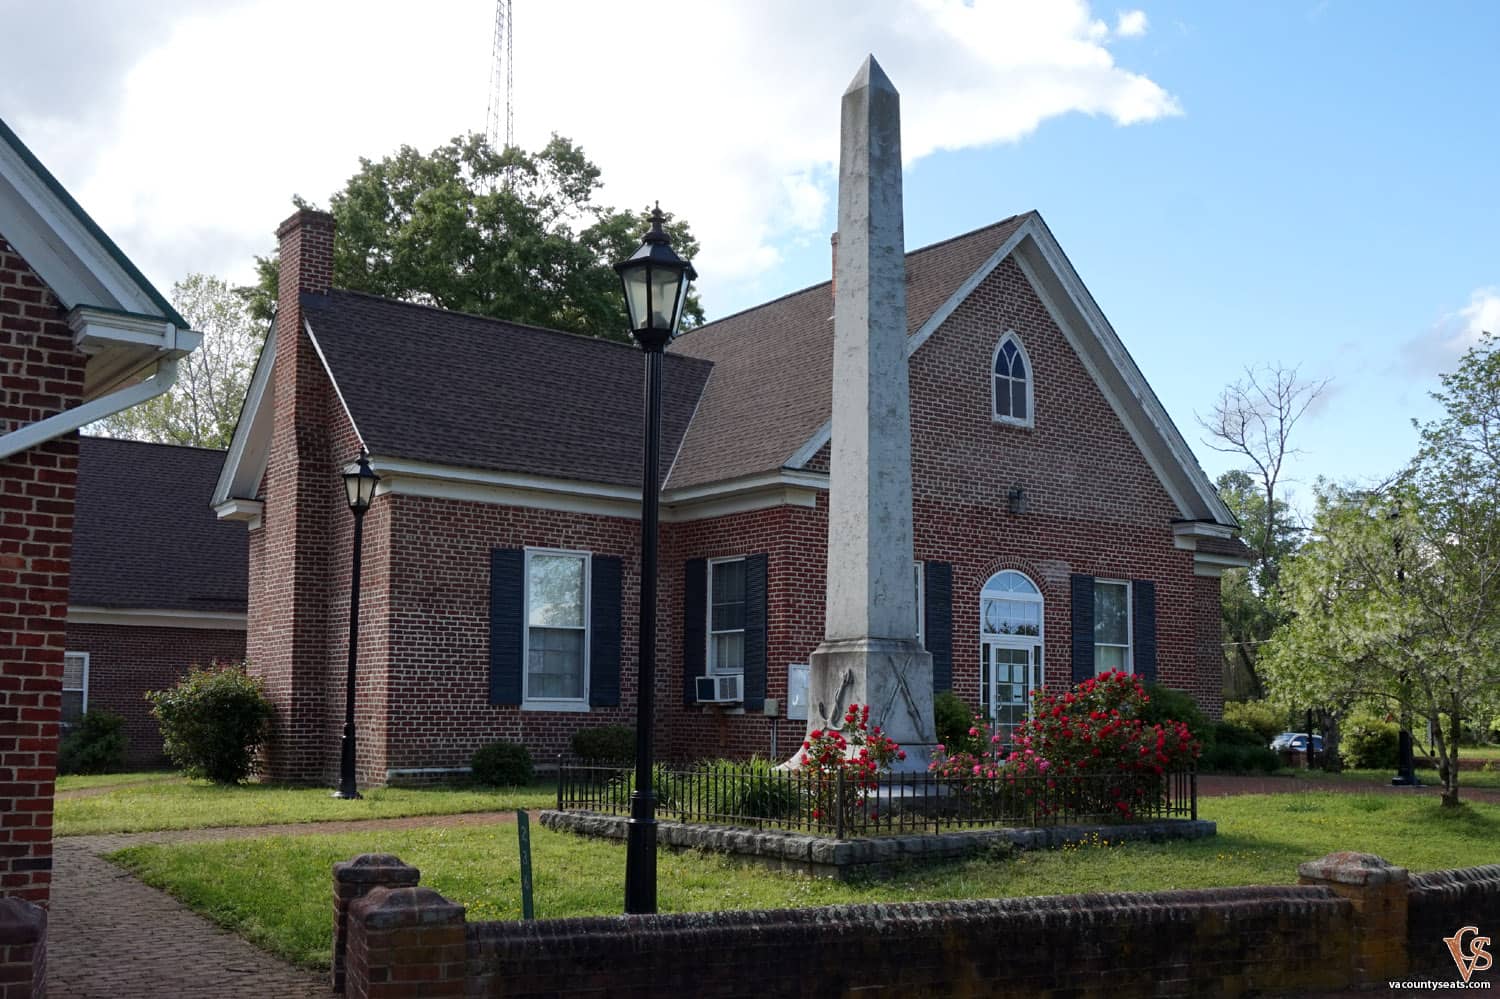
(1198, 722, 1279, 773)
(1222, 700, 1283, 745)
(690, 758, 801, 819)
(471, 741, 534, 786)
(1141, 683, 1208, 740)
(58, 710, 128, 775)
(571, 725, 635, 762)
(1342, 717, 1400, 769)
(934, 691, 980, 756)
(147, 663, 273, 784)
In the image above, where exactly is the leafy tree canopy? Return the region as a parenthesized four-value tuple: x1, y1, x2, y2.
(248, 133, 703, 342)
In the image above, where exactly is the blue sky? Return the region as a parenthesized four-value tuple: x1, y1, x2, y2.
(750, 2, 1500, 506)
(3, 1, 1495, 509)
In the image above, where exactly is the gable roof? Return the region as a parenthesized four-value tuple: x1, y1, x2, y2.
(301, 291, 713, 488)
(665, 215, 1029, 491)
(72, 437, 247, 613)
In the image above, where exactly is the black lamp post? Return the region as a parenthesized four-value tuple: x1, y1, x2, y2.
(614, 205, 696, 915)
(334, 449, 379, 800)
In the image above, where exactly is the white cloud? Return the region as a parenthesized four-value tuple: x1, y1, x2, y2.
(1402, 287, 1500, 374)
(1115, 10, 1150, 38)
(2, 0, 1180, 316)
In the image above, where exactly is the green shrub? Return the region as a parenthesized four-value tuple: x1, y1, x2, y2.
(471, 741, 534, 786)
(58, 710, 128, 775)
(934, 691, 980, 756)
(1141, 683, 1208, 741)
(1342, 717, 1400, 769)
(147, 663, 273, 784)
(571, 724, 636, 762)
(1198, 722, 1279, 773)
(690, 757, 800, 819)
(1222, 700, 1283, 745)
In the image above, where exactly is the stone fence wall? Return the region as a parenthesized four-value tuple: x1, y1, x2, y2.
(332, 852, 1498, 998)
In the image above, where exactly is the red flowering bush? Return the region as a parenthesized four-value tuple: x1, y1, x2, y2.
(799, 703, 905, 827)
(929, 671, 1200, 821)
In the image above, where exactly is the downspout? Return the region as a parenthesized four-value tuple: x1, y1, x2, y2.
(0, 357, 180, 461)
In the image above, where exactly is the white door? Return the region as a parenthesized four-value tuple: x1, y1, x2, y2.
(983, 641, 1043, 740)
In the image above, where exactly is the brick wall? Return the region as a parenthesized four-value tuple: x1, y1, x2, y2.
(62, 623, 246, 764)
(0, 234, 86, 904)
(336, 852, 1500, 998)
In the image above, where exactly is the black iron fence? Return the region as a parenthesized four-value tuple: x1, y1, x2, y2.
(556, 760, 1197, 838)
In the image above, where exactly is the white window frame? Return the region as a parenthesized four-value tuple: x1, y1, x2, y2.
(991, 330, 1035, 428)
(979, 571, 1045, 724)
(62, 651, 89, 727)
(913, 560, 925, 648)
(707, 556, 747, 678)
(1093, 578, 1133, 675)
(521, 547, 591, 712)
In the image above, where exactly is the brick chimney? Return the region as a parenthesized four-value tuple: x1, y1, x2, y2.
(249, 208, 340, 782)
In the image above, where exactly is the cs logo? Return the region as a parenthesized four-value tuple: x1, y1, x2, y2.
(1444, 926, 1493, 983)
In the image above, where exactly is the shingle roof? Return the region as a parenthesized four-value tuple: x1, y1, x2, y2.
(302, 291, 714, 488)
(72, 437, 247, 612)
(665, 214, 1031, 489)
(1197, 534, 1254, 560)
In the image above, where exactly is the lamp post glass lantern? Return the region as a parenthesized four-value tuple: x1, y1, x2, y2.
(615, 205, 695, 915)
(335, 450, 379, 799)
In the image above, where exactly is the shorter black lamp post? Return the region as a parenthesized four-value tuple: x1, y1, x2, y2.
(614, 205, 696, 915)
(334, 449, 379, 800)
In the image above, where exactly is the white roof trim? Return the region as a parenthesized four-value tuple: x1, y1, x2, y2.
(302, 318, 366, 449)
(786, 213, 1235, 527)
(67, 606, 247, 631)
(213, 323, 277, 509)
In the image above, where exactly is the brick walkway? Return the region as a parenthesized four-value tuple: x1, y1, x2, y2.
(49, 810, 523, 998)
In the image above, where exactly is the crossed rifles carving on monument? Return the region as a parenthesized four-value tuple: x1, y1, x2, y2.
(819, 657, 934, 744)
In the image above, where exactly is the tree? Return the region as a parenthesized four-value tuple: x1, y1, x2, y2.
(1201, 365, 1327, 698)
(91, 273, 265, 449)
(247, 134, 703, 342)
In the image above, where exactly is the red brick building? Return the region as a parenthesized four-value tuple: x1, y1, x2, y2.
(66, 437, 247, 765)
(216, 208, 1246, 787)
(0, 112, 201, 930)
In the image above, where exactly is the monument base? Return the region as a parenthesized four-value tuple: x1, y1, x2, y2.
(799, 636, 936, 774)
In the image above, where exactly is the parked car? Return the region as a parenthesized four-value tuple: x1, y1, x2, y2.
(1270, 732, 1324, 753)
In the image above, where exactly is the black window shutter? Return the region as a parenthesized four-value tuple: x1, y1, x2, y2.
(589, 556, 622, 707)
(489, 548, 524, 705)
(683, 558, 707, 706)
(743, 554, 768, 711)
(1132, 579, 1157, 683)
(1070, 573, 1095, 685)
(923, 561, 953, 692)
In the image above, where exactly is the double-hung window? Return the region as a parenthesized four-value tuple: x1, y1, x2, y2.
(62, 651, 88, 731)
(524, 550, 590, 706)
(1093, 579, 1132, 673)
(708, 557, 746, 676)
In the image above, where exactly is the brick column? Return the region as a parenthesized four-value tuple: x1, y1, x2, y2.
(332, 853, 419, 992)
(0, 897, 46, 998)
(1299, 851, 1409, 984)
(345, 886, 466, 999)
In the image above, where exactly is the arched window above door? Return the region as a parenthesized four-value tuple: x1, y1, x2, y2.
(981, 569, 1042, 637)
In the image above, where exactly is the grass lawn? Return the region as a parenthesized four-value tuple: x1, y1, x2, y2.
(1291, 766, 1500, 790)
(109, 791, 1500, 970)
(58, 780, 556, 836)
(55, 770, 179, 793)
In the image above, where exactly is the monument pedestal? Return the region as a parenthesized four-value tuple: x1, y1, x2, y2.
(808, 637, 936, 773)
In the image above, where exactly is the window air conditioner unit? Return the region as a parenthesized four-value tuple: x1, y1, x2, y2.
(696, 673, 743, 704)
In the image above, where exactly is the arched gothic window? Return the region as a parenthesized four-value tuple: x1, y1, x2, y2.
(992, 332, 1033, 426)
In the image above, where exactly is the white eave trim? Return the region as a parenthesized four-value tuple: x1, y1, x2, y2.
(213, 324, 277, 511)
(0, 358, 180, 462)
(214, 498, 264, 524)
(1192, 552, 1253, 578)
(67, 606, 247, 630)
(368, 456, 825, 521)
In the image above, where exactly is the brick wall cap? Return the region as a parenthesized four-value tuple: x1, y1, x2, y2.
(351, 886, 465, 930)
(1298, 852, 1409, 886)
(276, 207, 335, 240)
(0, 897, 45, 943)
(334, 853, 420, 886)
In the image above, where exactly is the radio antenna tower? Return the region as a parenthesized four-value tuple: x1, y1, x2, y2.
(486, 0, 514, 181)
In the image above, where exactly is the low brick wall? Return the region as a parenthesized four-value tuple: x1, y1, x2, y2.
(334, 851, 1500, 997)
(1408, 864, 1500, 975)
(539, 809, 1216, 878)
(0, 899, 46, 999)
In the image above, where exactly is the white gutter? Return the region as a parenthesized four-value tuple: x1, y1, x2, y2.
(0, 358, 180, 461)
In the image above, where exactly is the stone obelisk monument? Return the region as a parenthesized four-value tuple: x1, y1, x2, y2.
(806, 55, 935, 772)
